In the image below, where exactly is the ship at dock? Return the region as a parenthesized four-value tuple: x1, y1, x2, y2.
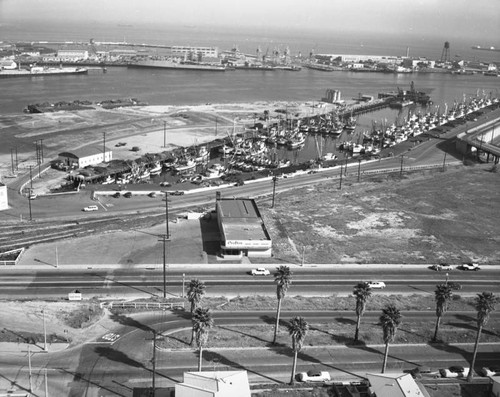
(128, 59, 226, 71)
(0, 64, 88, 78)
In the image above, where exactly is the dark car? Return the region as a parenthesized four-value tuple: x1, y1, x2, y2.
(170, 190, 185, 196)
(123, 192, 132, 198)
(112, 192, 121, 198)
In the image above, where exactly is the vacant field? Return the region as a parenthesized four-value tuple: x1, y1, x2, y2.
(260, 164, 500, 265)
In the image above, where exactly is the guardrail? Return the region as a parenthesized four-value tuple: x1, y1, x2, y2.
(100, 301, 185, 310)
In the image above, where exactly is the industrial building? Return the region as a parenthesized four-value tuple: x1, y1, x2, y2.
(215, 194, 272, 258)
(58, 146, 112, 168)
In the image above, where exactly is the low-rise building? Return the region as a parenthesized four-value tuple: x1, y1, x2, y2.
(215, 195, 272, 258)
(58, 146, 112, 168)
(175, 371, 251, 397)
(56, 49, 89, 61)
(367, 373, 430, 397)
(0, 182, 8, 211)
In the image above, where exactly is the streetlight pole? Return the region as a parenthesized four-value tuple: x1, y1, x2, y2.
(357, 158, 361, 182)
(400, 155, 404, 177)
(339, 162, 343, 190)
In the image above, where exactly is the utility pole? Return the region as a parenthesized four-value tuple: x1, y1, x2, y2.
(182, 273, 186, 298)
(400, 155, 404, 177)
(163, 121, 167, 148)
(10, 148, 14, 174)
(55, 245, 59, 268)
(357, 158, 361, 182)
(160, 235, 168, 299)
(442, 152, 447, 171)
(215, 117, 218, 136)
(42, 309, 47, 351)
(103, 132, 106, 161)
(271, 176, 278, 208)
(151, 330, 157, 396)
(28, 344, 33, 394)
(339, 162, 343, 190)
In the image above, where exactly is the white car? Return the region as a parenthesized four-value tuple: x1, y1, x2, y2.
(297, 370, 331, 382)
(460, 263, 480, 271)
(439, 366, 470, 378)
(430, 263, 453, 271)
(481, 366, 500, 377)
(83, 205, 99, 212)
(251, 268, 270, 276)
(366, 281, 386, 289)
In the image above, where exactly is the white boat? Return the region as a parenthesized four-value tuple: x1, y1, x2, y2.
(322, 153, 337, 161)
(287, 133, 306, 149)
(138, 169, 151, 179)
(174, 159, 197, 173)
(149, 162, 162, 175)
(102, 175, 115, 185)
(195, 146, 209, 163)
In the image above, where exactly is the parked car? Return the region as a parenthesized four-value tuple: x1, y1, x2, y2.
(430, 263, 453, 271)
(148, 192, 156, 198)
(407, 366, 438, 379)
(170, 190, 185, 196)
(366, 281, 386, 289)
(297, 370, 331, 382)
(481, 365, 500, 377)
(159, 181, 171, 187)
(83, 205, 98, 212)
(29, 193, 37, 200)
(460, 263, 480, 271)
(251, 268, 270, 276)
(123, 192, 132, 198)
(439, 366, 470, 378)
(112, 192, 121, 198)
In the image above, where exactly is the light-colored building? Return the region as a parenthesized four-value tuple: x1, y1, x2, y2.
(0, 183, 8, 211)
(175, 371, 251, 397)
(171, 46, 219, 58)
(56, 49, 89, 61)
(58, 146, 112, 168)
(0, 59, 17, 70)
(367, 373, 430, 397)
(317, 53, 401, 64)
(216, 195, 272, 258)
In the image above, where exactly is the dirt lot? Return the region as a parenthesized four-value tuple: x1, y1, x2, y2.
(260, 164, 500, 265)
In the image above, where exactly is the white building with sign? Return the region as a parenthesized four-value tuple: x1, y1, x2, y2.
(0, 182, 8, 211)
(58, 146, 112, 168)
(216, 196, 272, 258)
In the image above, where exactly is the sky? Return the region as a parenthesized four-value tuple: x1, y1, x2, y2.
(0, 0, 499, 44)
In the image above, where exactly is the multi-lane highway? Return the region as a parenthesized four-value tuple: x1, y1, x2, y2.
(1, 266, 499, 299)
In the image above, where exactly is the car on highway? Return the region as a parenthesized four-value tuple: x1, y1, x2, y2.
(170, 190, 185, 196)
(250, 268, 270, 276)
(366, 281, 386, 289)
(430, 263, 453, 271)
(481, 365, 500, 377)
(123, 192, 133, 198)
(29, 193, 38, 200)
(112, 192, 121, 198)
(82, 205, 98, 212)
(439, 366, 470, 378)
(159, 181, 171, 187)
(297, 370, 331, 383)
(148, 192, 157, 198)
(459, 263, 480, 271)
(406, 366, 439, 379)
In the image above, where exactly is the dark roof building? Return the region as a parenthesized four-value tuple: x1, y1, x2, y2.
(216, 196, 272, 258)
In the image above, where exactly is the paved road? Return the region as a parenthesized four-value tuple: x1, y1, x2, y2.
(1, 266, 499, 299)
(2, 310, 499, 395)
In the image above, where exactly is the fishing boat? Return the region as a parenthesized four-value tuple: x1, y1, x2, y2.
(287, 133, 306, 149)
(149, 162, 162, 176)
(173, 159, 197, 174)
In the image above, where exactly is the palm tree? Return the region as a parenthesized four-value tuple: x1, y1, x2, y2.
(467, 292, 497, 381)
(380, 304, 402, 373)
(187, 279, 206, 345)
(287, 316, 309, 384)
(273, 265, 292, 344)
(432, 283, 453, 342)
(192, 307, 214, 372)
(353, 282, 372, 342)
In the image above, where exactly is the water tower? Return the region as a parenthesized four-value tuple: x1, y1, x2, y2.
(441, 41, 450, 62)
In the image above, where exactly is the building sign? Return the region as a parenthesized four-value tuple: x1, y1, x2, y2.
(225, 240, 271, 249)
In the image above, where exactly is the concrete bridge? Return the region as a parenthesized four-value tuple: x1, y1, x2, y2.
(456, 105, 500, 164)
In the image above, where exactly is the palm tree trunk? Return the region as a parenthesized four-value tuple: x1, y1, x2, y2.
(290, 350, 298, 384)
(382, 342, 390, 373)
(272, 298, 282, 344)
(198, 346, 203, 372)
(467, 325, 482, 382)
(354, 314, 361, 342)
(432, 315, 442, 342)
(190, 320, 195, 346)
